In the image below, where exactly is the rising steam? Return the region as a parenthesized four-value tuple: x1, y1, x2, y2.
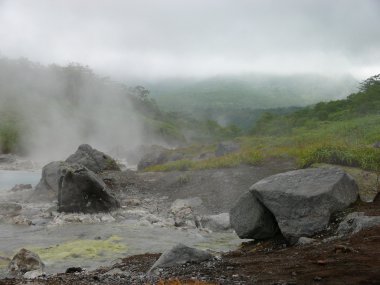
(0, 57, 154, 162)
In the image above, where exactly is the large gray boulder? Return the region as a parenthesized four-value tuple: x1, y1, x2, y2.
(33, 161, 82, 200)
(8, 248, 44, 276)
(34, 145, 120, 200)
(230, 192, 279, 239)
(58, 166, 120, 213)
(251, 168, 359, 243)
(149, 243, 213, 273)
(66, 144, 120, 173)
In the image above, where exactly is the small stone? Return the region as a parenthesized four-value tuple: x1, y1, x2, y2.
(149, 243, 213, 273)
(334, 244, 357, 253)
(125, 198, 141, 207)
(314, 276, 323, 281)
(23, 269, 44, 279)
(10, 184, 32, 192)
(297, 237, 316, 245)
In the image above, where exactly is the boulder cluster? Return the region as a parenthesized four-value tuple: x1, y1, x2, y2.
(230, 168, 359, 243)
(33, 144, 120, 213)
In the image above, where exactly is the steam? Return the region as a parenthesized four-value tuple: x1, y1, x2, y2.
(0, 58, 151, 162)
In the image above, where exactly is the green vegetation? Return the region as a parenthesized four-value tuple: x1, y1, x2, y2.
(251, 74, 380, 135)
(238, 74, 380, 172)
(1, 55, 378, 175)
(0, 110, 23, 154)
(149, 74, 357, 130)
(145, 148, 263, 171)
(145, 74, 380, 173)
(240, 114, 380, 170)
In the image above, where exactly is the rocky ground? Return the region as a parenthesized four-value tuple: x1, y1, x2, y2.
(1, 151, 379, 285)
(102, 157, 298, 215)
(0, 214, 379, 284)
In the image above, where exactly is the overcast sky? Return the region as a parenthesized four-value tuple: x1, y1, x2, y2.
(0, 0, 379, 80)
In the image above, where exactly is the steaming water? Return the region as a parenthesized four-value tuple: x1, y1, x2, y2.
(0, 170, 244, 275)
(0, 170, 41, 191)
(0, 221, 243, 274)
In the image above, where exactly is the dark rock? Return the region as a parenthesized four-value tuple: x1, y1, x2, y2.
(66, 144, 120, 173)
(230, 192, 279, 239)
(34, 144, 120, 201)
(149, 243, 213, 273)
(251, 168, 359, 243)
(33, 161, 82, 200)
(10, 184, 32, 192)
(373, 141, 380, 148)
(215, 141, 240, 157)
(58, 166, 120, 213)
(8, 248, 44, 275)
(66, 267, 84, 273)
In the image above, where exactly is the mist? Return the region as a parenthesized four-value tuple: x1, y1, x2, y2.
(0, 0, 379, 81)
(0, 58, 157, 162)
(0, 0, 380, 160)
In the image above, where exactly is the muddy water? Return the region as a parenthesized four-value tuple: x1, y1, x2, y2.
(0, 170, 245, 275)
(0, 221, 243, 274)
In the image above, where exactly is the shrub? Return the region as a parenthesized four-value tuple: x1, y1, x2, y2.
(0, 121, 20, 153)
(299, 144, 380, 171)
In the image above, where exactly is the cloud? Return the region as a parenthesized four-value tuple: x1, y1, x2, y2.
(0, 0, 379, 79)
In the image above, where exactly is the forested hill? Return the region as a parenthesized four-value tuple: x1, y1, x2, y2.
(147, 73, 358, 111)
(252, 74, 380, 135)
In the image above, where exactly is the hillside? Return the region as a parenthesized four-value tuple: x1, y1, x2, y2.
(146, 74, 358, 129)
(143, 74, 380, 174)
(252, 74, 380, 135)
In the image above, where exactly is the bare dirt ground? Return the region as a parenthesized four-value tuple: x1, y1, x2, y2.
(102, 158, 298, 215)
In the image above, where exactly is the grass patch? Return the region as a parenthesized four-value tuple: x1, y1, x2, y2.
(145, 115, 380, 172)
(145, 149, 263, 172)
(298, 144, 380, 171)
